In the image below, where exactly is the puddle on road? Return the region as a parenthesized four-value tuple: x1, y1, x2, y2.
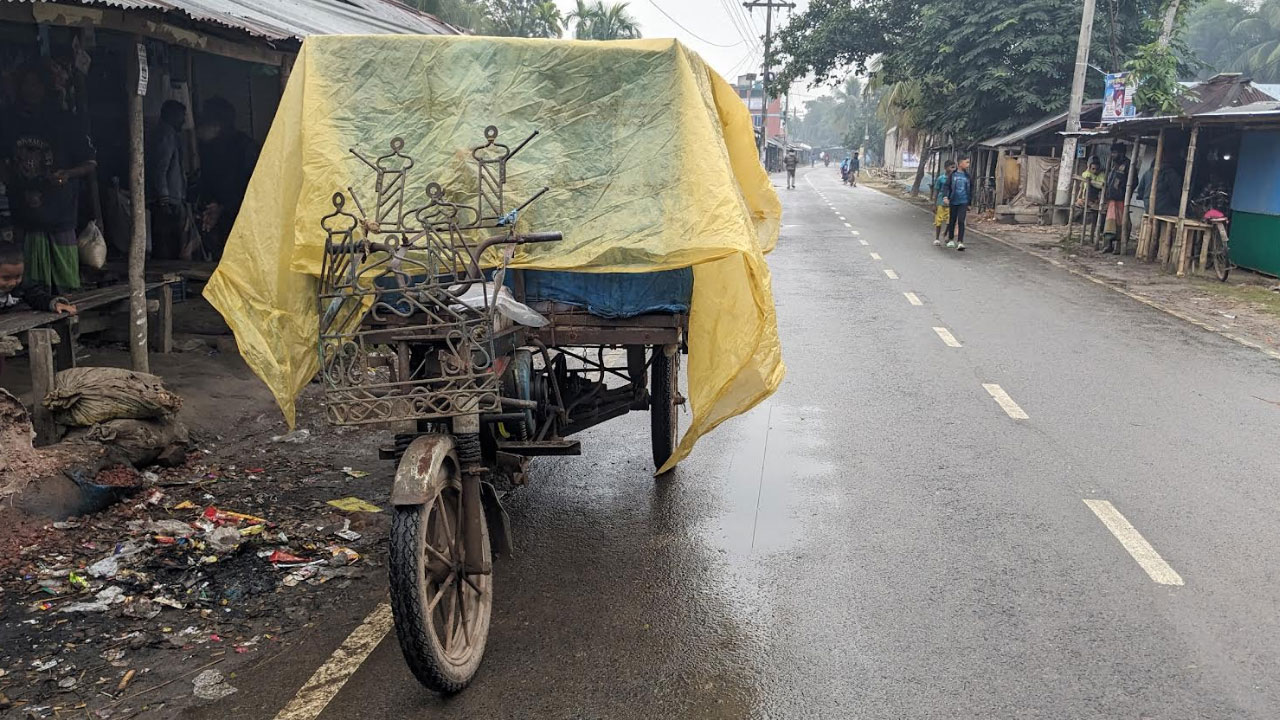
(712, 400, 834, 561)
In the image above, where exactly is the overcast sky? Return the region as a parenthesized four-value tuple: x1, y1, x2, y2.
(551, 0, 830, 106)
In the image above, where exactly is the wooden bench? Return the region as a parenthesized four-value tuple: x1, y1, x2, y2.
(0, 279, 176, 444)
(1137, 215, 1213, 277)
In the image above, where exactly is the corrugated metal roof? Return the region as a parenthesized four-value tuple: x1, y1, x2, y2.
(978, 101, 1103, 148)
(10, 0, 460, 42)
(1195, 100, 1280, 120)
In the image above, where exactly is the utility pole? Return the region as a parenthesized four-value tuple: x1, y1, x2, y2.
(1053, 0, 1097, 222)
(745, 0, 796, 165)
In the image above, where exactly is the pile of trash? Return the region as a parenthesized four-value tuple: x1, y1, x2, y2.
(0, 449, 388, 717)
(2, 368, 192, 517)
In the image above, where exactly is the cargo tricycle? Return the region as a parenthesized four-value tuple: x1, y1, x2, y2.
(317, 127, 687, 692)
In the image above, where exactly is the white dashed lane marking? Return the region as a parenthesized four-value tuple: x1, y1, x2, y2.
(884, 269, 899, 280)
(983, 383, 1029, 419)
(904, 292, 923, 306)
(859, 239, 869, 246)
(932, 327, 962, 347)
(1083, 500, 1185, 586)
(870, 252, 882, 260)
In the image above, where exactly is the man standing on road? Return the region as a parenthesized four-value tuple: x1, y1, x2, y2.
(1101, 143, 1130, 253)
(784, 149, 798, 190)
(933, 160, 956, 246)
(849, 151, 860, 187)
(943, 156, 973, 251)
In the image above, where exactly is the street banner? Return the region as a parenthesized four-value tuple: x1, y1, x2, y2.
(1102, 72, 1136, 123)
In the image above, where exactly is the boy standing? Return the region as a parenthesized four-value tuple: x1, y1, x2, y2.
(943, 156, 973, 251)
(933, 160, 956, 246)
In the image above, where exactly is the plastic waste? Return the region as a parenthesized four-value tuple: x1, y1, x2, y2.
(326, 497, 382, 513)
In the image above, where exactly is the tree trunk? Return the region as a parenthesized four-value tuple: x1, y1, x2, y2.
(1160, 0, 1181, 43)
(910, 135, 929, 196)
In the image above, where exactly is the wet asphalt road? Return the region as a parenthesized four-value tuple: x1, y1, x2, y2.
(202, 167, 1280, 719)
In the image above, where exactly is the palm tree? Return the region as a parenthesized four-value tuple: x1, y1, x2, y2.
(570, 0, 641, 40)
(530, 0, 564, 38)
(1232, 0, 1280, 83)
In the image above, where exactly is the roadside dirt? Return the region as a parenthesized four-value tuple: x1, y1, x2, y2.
(869, 180, 1280, 360)
(0, 343, 398, 719)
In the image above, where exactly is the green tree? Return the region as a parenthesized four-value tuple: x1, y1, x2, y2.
(569, 0, 642, 40)
(405, 0, 564, 37)
(1182, 0, 1252, 78)
(772, 0, 1169, 142)
(1229, 0, 1280, 81)
(485, 0, 566, 37)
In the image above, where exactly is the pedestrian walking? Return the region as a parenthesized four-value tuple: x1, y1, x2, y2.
(849, 151, 860, 187)
(943, 156, 973, 251)
(840, 155, 851, 184)
(933, 160, 956, 246)
(784, 150, 798, 190)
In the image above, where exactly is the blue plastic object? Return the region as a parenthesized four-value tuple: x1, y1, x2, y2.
(514, 269, 693, 318)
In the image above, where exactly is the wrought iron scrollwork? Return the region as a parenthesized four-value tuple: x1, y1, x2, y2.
(317, 127, 547, 426)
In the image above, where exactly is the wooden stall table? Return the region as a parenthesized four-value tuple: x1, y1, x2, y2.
(0, 279, 176, 444)
(1139, 215, 1212, 275)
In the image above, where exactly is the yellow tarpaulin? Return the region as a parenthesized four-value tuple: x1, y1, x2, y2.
(204, 35, 783, 472)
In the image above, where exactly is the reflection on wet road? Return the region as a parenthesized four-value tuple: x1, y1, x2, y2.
(200, 167, 1280, 719)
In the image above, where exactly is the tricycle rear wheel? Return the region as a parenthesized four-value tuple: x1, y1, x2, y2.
(650, 347, 679, 471)
(389, 461, 492, 694)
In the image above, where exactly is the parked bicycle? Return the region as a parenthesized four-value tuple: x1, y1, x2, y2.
(1193, 189, 1232, 282)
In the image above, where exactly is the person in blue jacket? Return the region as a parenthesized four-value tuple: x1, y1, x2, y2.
(942, 156, 974, 251)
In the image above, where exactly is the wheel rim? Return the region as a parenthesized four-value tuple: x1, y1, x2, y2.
(421, 481, 491, 668)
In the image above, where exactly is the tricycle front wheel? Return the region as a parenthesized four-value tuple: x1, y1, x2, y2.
(651, 346, 680, 471)
(388, 461, 492, 694)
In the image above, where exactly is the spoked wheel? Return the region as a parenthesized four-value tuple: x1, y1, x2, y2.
(650, 346, 680, 472)
(389, 452, 492, 694)
(1212, 225, 1232, 282)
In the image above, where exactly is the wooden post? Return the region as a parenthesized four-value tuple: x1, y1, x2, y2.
(1066, 178, 1078, 242)
(150, 282, 173, 353)
(995, 151, 1005, 206)
(1175, 125, 1200, 277)
(1141, 129, 1166, 262)
(127, 37, 149, 372)
(1119, 136, 1140, 255)
(28, 328, 58, 446)
(1093, 151, 1109, 249)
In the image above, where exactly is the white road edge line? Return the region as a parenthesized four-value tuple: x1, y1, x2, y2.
(870, 252, 882, 261)
(983, 383, 1029, 419)
(884, 269, 899, 280)
(904, 292, 923, 306)
(272, 603, 395, 720)
(933, 327, 962, 347)
(1083, 500, 1185, 586)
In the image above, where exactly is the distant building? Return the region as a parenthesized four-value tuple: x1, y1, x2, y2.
(734, 76, 783, 141)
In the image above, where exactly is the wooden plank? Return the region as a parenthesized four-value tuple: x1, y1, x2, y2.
(53, 317, 75, 371)
(1119, 137, 1140, 255)
(1145, 129, 1165, 261)
(128, 37, 150, 373)
(1175, 126, 1200, 278)
(150, 283, 174, 354)
(21, 3, 290, 67)
(28, 328, 58, 447)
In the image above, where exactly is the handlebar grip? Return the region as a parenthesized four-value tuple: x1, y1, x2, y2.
(516, 232, 563, 244)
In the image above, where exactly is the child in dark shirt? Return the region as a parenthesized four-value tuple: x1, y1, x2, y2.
(0, 242, 76, 314)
